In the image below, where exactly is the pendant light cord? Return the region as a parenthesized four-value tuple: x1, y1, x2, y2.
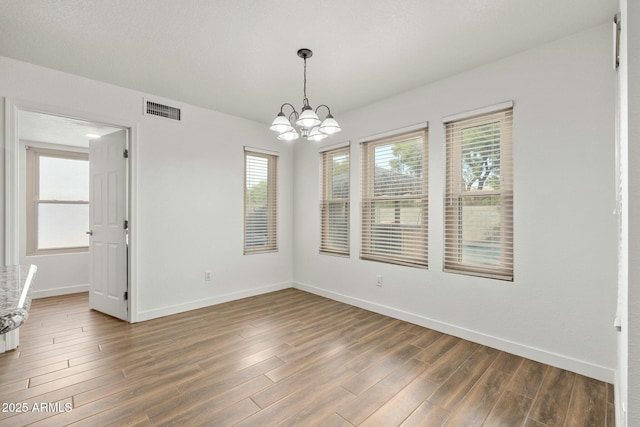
(303, 57, 308, 106)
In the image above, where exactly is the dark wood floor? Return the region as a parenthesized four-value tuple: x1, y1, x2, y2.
(0, 289, 613, 426)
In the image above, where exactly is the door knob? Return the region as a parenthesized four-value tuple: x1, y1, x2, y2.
(86, 230, 93, 236)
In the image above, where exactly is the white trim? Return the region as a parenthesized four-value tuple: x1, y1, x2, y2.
(359, 122, 428, 144)
(318, 140, 351, 153)
(293, 281, 615, 383)
(22, 140, 89, 154)
(137, 281, 292, 321)
(32, 284, 89, 299)
(442, 100, 514, 124)
(244, 146, 279, 156)
(127, 124, 140, 322)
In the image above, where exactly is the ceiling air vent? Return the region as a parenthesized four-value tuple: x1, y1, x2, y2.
(145, 100, 181, 121)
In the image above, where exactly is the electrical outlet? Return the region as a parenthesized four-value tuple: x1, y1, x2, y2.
(376, 275, 383, 287)
(204, 271, 212, 281)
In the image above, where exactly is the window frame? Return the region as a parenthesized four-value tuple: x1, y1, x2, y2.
(243, 149, 278, 254)
(444, 105, 513, 280)
(26, 146, 90, 256)
(360, 128, 429, 268)
(320, 145, 350, 256)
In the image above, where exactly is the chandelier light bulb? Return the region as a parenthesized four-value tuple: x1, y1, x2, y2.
(319, 115, 341, 135)
(277, 129, 300, 141)
(295, 108, 321, 129)
(269, 113, 293, 133)
(308, 127, 328, 141)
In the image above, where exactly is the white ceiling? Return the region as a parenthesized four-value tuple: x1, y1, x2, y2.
(18, 110, 122, 148)
(0, 1, 617, 125)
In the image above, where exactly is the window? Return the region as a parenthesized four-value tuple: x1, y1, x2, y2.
(244, 149, 278, 254)
(26, 147, 90, 255)
(320, 145, 350, 256)
(361, 128, 428, 267)
(444, 105, 513, 280)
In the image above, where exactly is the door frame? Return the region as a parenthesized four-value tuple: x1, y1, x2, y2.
(4, 98, 139, 322)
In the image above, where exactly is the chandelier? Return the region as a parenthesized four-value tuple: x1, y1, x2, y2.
(269, 49, 341, 141)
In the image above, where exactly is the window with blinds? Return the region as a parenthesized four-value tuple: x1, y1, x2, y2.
(361, 129, 428, 268)
(244, 149, 278, 254)
(26, 147, 90, 255)
(444, 106, 513, 280)
(320, 146, 350, 256)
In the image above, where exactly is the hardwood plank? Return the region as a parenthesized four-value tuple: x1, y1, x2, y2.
(360, 377, 439, 427)
(0, 359, 69, 384)
(344, 331, 418, 373)
(1, 290, 612, 427)
(524, 419, 549, 427)
(400, 400, 450, 427)
(0, 378, 28, 394)
(427, 348, 496, 410)
(145, 357, 281, 421)
(250, 352, 355, 409)
(411, 328, 444, 349)
(234, 366, 356, 427)
(491, 351, 524, 374)
(0, 370, 126, 424)
(421, 340, 480, 384)
(442, 367, 510, 426)
(169, 398, 260, 427)
(341, 343, 423, 395)
(150, 375, 273, 426)
(32, 366, 203, 427)
(482, 390, 532, 427)
(564, 374, 607, 427)
(508, 358, 547, 398)
(528, 366, 576, 427)
(414, 334, 461, 364)
(337, 359, 427, 425)
(275, 386, 356, 427)
(320, 413, 356, 427)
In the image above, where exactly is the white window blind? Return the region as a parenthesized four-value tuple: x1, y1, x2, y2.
(444, 107, 513, 280)
(26, 147, 90, 255)
(244, 150, 278, 254)
(361, 128, 428, 268)
(320, 146, 350, 256)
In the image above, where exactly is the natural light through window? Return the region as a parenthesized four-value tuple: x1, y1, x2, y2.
(320, 145, 350, 256)
(27, 147, 90, 254)
(361, 128, 428, 268)
(244, 149, 278, 254)
(444, 106, 513, 280)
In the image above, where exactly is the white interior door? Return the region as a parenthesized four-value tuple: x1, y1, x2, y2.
(89, 129, 128, 320)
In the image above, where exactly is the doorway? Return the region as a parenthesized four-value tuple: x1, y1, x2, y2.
(5, 100, 135, 323)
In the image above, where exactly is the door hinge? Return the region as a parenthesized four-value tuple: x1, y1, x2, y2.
(124, 220, 129, 230)
(124, 291, 128, 301)
(123, 149, 129, 158)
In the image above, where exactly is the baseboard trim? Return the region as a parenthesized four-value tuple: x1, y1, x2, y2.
(32, 284, 89, 299)
(293, 281, 615, 383)
(136, 281, 293, 322)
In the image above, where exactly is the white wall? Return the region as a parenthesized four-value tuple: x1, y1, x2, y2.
(293, 24, 618, 382)
(0, 55, 294, 322)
